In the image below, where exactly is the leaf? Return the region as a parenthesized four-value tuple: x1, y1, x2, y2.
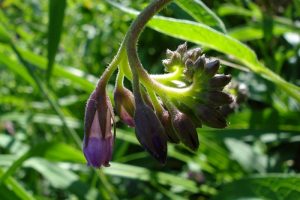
(110, 2, 300, 102)
(17, 47, 96, 92)
(0, 52, 36, 88)
(214, 174, 300, 200)
(47, 0, 67, 80)
(105, 162, 199, 193)
(217, 4, 260, 18)
(0, 24, 11, 44)
(0, 168, 35, 200)
(175, 0, 226, 33)
(229, 23, 293, 41)
(224, 138, 267, 173)
(25, 158, 78, 189)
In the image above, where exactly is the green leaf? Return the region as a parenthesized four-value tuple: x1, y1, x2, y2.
(17, 47, 95, 92)
(25, 158, 79, 189)
(0, 52, 36, 88)
(110, 2, 300, 102)
(105, 162, 199, 193)
(214, 174, 300, 200)
(217, 4, 260, 18)
(175, 0, 226, 33)
(0, 24, 11, 44)
(224, 138, 267, 173)
(47, 0, 67, 80)
(0, 168, 35, 200)
(229, 23, 293, 41)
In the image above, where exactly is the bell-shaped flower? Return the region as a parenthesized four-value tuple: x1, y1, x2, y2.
(83, 90, 114, 168)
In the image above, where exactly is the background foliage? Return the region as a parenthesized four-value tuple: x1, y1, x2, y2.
(0, 0, 300, 199)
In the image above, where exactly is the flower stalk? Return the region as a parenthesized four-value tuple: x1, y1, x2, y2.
(83, 0, 235, 166)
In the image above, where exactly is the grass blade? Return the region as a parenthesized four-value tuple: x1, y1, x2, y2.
(47, 0, 67, 80)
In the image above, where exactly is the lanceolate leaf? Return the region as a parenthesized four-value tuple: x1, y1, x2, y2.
(175, 0, 226, 33)
(214, 175, 300, 200)
(47, 0, 67, 80)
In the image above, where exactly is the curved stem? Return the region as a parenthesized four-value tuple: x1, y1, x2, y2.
(126, 0, 173, 105)
(96, 41, 126, 93)
(147, 89, 164, 114)
(121, 53, 191, 97)
(150, 66, 184, 83)
(116, 62, 125, 88)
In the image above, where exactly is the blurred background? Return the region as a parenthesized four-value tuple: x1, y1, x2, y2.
(0, 0, 300, 199)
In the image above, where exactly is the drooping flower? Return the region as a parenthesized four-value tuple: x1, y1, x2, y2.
(83, 90, 114, 168)
(134, 103, 167, 164)
(170, 109, 199, 151)
(114, 86, 135, 127)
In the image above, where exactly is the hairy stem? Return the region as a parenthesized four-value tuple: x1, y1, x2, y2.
(96, 41, 126, 94)
(126, 0, 173, 105)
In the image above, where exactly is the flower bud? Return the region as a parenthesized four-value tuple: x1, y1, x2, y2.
(203, 59, 220, 77)
(208, 74, 232, 89)
(195, 104, 227, 128)
(114, 86, 135, 127)
(171, 109, 199, 151)
(158, 109, 180, 143)
(134, 104, 167, 163)
(200, 91, 234, 107)
(83, 90, 114, 168)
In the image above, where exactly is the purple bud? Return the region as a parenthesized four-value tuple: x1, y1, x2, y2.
(200, 91, 234, 107)
(203, 59, 220, 77)
(134, 104, 167, 163)
(83, 90, 114, 168)
(158, 110, 180, 143)
(195, 104, 227, 128)
(114, 86, 135, 127)
(209, 74, 232, 89)
(176, 42, 187, 56)
(171, 110, 199, 151)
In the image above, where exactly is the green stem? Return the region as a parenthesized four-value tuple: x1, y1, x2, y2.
(116, 67, 124, 88)
(121, 50, 191, 96)
(96, 42, 126, 92)
(126, 0, 173, 105)
(147, 89, 164, 114)
(150, 66, 183, 83)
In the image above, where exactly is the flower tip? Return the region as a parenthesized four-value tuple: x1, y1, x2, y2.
(83, 136, 113, 168)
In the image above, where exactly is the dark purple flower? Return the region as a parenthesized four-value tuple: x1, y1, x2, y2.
(134, 104, 167, 164)
(83, 90, 114, 168)
(171, 109, 199, 151)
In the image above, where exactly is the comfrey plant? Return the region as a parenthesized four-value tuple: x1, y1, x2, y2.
(83, 0, 234, 168)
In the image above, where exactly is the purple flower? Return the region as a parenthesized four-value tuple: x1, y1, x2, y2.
(83, 90, 114, 168)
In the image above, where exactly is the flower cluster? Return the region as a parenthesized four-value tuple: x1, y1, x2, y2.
(83, 43, 234, 168)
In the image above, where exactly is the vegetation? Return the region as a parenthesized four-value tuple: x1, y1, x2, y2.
(0, 0, 300, 199)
